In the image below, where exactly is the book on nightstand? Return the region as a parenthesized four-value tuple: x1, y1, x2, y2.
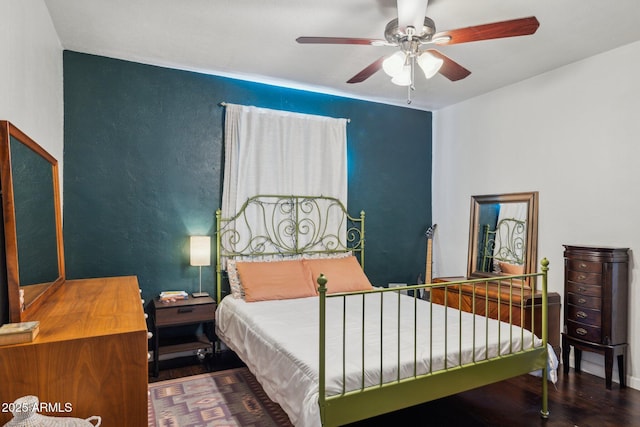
(0, 321, 40, 346)
(159, 290, 189, 302)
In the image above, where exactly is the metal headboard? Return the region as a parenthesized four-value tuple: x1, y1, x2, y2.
(481, 217, 526, 272)
(215, 195, 365, 302)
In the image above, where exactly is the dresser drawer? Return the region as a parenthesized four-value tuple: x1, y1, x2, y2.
(154, 302, 216, 327)
(567, 292, 601, 310)
(566, 281, 601, 298)
(567, 259, 602, 274)
(567, 320, 601, 343)
(567, 270, 602, 286)
(567, 305, 601, 327)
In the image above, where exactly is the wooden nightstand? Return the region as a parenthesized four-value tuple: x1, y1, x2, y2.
(150, 296, 216, 377)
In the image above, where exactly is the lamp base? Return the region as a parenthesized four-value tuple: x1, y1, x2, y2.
(191, 292, 210, 298)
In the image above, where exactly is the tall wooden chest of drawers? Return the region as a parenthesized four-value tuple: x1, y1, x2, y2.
(561, 245, 629, 389)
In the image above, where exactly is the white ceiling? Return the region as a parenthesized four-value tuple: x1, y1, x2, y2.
(44, 0, 640, 111)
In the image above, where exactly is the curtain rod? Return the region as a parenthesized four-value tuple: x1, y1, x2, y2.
(219, 102, 350, 123)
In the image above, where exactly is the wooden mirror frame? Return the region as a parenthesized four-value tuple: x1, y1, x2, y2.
(466, 191, 538, 288)
(0, 121, 65, 322)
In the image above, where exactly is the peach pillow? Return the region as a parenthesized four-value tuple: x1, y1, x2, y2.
(303, 256, 373, 294)
(236, 259, 316, 302)
(499, 261, 525, 275)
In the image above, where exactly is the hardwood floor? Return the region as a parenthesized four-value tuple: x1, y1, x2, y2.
(150, 353, 640, 426)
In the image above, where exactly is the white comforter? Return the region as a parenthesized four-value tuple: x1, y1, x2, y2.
(216, 292, 544, 427)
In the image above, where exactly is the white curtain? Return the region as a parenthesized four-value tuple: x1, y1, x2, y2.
(221, 104, 348, 251)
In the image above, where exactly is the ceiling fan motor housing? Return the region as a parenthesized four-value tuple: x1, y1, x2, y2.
(384, 17, 436, 45)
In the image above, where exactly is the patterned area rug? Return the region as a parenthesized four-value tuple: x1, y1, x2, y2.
(148, 367, 294, 427)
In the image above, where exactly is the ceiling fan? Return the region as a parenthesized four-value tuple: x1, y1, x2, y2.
(296, 0, 540, 103)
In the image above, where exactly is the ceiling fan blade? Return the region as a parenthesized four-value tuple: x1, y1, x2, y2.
(434, 16, 539, 45)
(296, 36, 384, 46)
(426, 49, 471, 81)
(397, 0, 429, 31)
(347, 56, 386, 84)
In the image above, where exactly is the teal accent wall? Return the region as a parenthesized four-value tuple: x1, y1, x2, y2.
(63, 51, 433, 304)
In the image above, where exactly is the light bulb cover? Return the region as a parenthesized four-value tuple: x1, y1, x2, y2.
(382, 51, 406, 77)
(391, 65, 412, 86)
(417, 52, 444, 79)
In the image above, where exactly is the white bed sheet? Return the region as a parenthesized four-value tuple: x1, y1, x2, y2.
(216, 292, 543, 427)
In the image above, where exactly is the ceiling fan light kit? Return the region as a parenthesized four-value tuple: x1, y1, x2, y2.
(296, 0, 539, 104)
(382, 51, 443, 97)
(382, 23, 444, 90)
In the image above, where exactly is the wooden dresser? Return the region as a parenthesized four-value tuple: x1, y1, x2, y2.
(431, 278, 561, 357)
(0, 276, 148, 425)
(561, 245, 629, 389)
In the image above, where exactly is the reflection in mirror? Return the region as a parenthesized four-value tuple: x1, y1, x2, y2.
(0, 121, 65, 322)
(11, 135, 60, 286)
(475, 202, 527, 273)
(467, 192, 538, 288)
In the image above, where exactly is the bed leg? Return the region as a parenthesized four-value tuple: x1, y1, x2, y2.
(540, 258, 550, 419)
(540, 369, 549, 419)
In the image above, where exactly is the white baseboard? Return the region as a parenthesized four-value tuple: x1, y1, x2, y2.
(627, 375, 640, 391)
(568, 359, 639, 391)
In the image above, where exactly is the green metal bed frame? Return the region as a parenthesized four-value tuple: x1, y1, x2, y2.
(216, 195, 550, 426)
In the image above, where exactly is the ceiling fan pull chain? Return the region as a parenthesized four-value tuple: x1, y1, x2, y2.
(406, 56, 415, 104)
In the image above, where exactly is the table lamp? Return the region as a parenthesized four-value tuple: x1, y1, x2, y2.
(190, 235, 210, 297)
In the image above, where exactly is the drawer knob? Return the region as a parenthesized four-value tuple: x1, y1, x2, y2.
(579, 263, 587, 269)
(578, 275, 586, 281)
(578, 298, 587, 304)
(144, 313, 149, 319)
(576, 328, 588, 336)
(147, 331, 153, 339)
(578, 287, 586, 292)
(576, 311, 587, 319)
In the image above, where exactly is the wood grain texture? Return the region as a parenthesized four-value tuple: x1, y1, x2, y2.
(0, 276, 148, 426)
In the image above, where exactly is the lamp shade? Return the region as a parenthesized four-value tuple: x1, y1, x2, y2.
(190, 236, 211, 266)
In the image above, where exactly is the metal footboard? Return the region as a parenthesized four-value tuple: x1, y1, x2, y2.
(317, 259, 550, 426)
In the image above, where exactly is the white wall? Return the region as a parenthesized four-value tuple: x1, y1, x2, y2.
(433, 39, 640, 389)
(0, 0, 63, 171)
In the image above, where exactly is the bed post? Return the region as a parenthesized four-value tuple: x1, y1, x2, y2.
(215, 209, 222, 305)
(317, 273, 328, 426)
(540, 258, 550, 419)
